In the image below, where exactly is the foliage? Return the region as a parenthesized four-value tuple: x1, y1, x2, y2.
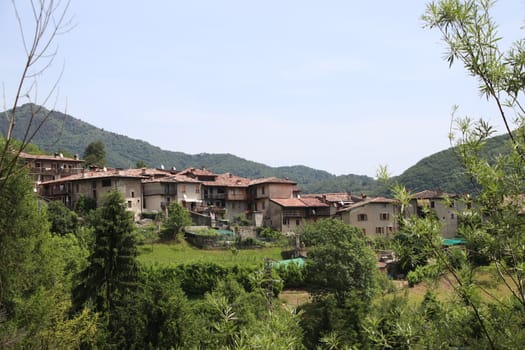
(74, 195, 97, 216)
(257, 226, 283, 241)
(393, 225, 438, 275)
(135, 160, 147, 168)
(275, 261, 306, 288)
(232, 213, 251, 226)
(72, 190, 141, 347)
(367, 1, 525, 348)
(161, 201, 192, 241)
(83, 140, 106, 167)
(46, 200, 79, 236)
(299, 219, 378, 347)
(193, 227, 220, 236)
(406, 263, 443, 287)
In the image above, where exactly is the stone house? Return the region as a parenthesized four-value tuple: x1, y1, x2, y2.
(248, 177, 300, 227)
(20, 151, 84, 184)
(409, 190, 465, 238)
(268, 197, 331, 233)
(336, 197, 400, 237)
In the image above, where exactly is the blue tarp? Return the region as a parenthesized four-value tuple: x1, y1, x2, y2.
(272, 258, 306, 268)
(443, 238, 466, 246)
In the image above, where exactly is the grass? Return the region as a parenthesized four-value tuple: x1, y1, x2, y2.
(386, 266, 515, 306)
(138, 239, 284, 267)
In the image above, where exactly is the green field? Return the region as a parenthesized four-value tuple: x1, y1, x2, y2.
(138, 241, 283, 267)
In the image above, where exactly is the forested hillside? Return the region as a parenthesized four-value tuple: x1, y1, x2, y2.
(0, 104, 335, 187)
(394, 133, 511, 194)
(1, 104, 511, 195)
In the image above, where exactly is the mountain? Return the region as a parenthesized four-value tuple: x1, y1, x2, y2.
(2, 104, 511, 195)
(393, 133, 511, 194)
(1, 104, 372, 191)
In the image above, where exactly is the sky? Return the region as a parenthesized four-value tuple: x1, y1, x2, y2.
(1, 1, 524, 177)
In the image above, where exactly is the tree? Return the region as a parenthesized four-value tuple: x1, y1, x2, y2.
(300, 219, 378, 347)
(46, 200, 79, 235)
(374, 1, 525, 348)
(135, 160, 147, 168)
(72, 190, 141, 346)
(161, 202, 192, 240)
(83, 140, 106, 167)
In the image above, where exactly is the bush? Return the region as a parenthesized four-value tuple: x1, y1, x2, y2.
(141, 211, 161, 220)
(407, 263, 443, 287)
(257, 227, 283, 241)
(275, 261, 305, 288)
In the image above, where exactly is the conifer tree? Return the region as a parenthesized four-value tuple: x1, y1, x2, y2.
(72, 190, 140, 343)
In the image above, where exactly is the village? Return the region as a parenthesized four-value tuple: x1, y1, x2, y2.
(24, 151, 465, 241)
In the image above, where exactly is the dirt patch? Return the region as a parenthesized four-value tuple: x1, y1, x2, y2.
(279, 289, 311, 308)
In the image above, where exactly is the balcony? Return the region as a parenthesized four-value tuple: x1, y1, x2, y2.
(226, 193, 248, 201)
(282, 209, 305, 218)
(204, 193, 226, 200)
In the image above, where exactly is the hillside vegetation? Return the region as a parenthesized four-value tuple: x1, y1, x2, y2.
(1, 103, 510, 195)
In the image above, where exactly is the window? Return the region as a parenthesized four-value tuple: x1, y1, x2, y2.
(181, 185, 186, 193)
(127, 201, 132, 208)
(195, 185, 200, 193)
(296, 219, 300, 226)
(283, 218, 289, 225)
(92, 181, 97, 189)
(131, 191, 135, 198)
(375, 227, 385, 234)
(262, 201, 265, 210)
(380, 212, 390, 220)
(35, 162, 41, 168)
(101, 179, 111, 187)
(357, 214, 368, 221)
(261, 186, 265, 195)
(430, 201, 435, 208)
(451, 213, 455, 219)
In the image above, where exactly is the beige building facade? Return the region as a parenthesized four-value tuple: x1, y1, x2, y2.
(337, 197, 399, 237)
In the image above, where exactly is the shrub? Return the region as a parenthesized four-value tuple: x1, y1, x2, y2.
(275, 261, 305, 288)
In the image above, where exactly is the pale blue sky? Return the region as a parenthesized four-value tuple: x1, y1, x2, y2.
(2, 1, 523, 176)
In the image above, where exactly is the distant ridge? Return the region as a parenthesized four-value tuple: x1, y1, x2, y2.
(1, 104, 510, 195)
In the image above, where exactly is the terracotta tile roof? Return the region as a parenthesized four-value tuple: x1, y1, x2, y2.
(301, 192, 353, 202)
(249, 177, 297, 186)
(412, 190, 458, 199)
(142, 173, 201, 183)
(202, 173, 251, 187)
(338, 197, 398, 212)
(178, 167, 218, 177)
(271, 197, 329, 208)
(20, 151, 84, 162)
(123, 168, 173, 178)
(40, 169, 147, 184)
(298, 197, 329, 207)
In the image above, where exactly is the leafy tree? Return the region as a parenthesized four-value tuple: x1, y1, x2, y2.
(83, 140, 106, 167)
(140, 267, 199, 348)
(161, 201, 192, 240)
(74, 194, 97, 216)
(72, 190, 141, 346)
(300, 219, 378, 347)
(135, 160, 147, 168)
(46, 200, 79, 235)
(370, 1, 525, 348)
